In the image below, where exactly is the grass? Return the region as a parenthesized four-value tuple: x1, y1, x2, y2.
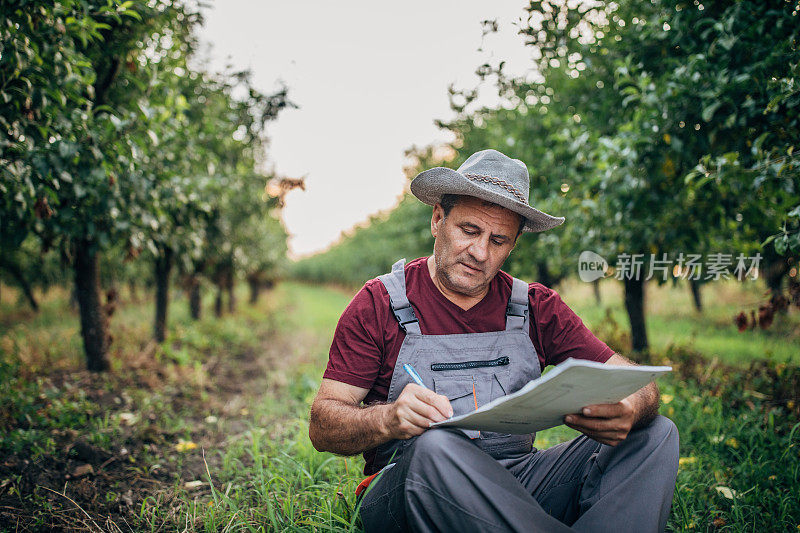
(559, 278, 800, 365)
(0, 278, 798, 531)
(133, 282, 364, 531)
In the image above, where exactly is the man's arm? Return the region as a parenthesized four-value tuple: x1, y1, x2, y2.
(308, 378, 453, 456)
(563, 353, 660, 446)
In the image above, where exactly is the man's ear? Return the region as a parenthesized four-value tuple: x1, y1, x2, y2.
(515, 215, 525, 243)
(431, 204, 444, 238)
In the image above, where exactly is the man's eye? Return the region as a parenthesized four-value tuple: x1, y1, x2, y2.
(492, 239, 505, 246)
(463, 228, 477, 235)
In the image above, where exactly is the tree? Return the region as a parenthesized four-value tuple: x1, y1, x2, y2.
(2, 1, 176, 369)
(295, 0, 799, 356)
(472, 0, 799, 352)
(1, 1, 293, 365)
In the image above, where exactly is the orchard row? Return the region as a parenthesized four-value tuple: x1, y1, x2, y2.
(293, 0, 800, 353)
(1, 1, 296, 369)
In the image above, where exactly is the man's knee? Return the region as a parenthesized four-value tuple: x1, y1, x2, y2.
(648, 415, 679, 444)
(410, 428, 469, 464)
(633, 415, 679, 458)
(405, 429, 475, 484)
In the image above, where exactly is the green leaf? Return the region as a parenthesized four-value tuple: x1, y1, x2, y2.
(120, 10, 142, 21)
(702, 101, 722, 122)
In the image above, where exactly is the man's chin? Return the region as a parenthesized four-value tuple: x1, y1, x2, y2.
(444, 273, 485, 296)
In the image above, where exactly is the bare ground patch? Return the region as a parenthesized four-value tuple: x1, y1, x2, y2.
(0, 295, 315, 531)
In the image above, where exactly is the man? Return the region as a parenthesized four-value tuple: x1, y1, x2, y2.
(309, 149, 679, 532)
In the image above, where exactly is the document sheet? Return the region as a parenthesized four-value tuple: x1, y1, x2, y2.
(432, 358, 672, 434)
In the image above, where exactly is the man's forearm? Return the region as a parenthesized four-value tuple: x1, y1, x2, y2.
(309, 398, 392, 455)
(607, 353, 661, 429)
(630, 381, 660, 429)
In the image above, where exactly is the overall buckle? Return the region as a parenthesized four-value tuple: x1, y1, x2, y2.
(393, 305, 419, 331)
(506, 302, 528, 318)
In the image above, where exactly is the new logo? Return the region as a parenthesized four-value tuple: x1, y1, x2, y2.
(578, 251, 609, 282)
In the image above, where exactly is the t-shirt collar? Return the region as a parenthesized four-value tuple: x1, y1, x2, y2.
(421, 256, 500, 317)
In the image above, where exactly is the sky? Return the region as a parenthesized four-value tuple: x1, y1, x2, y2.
(197, 1, 533, 257)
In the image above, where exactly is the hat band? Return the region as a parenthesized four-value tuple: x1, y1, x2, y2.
(463, 173, 528, 204)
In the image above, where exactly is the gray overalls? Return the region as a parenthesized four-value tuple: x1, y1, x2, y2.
(358, 259, 680, 532)
(371, 258, 541, 471)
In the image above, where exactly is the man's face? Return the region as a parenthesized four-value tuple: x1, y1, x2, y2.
(431, 196, 521, 298)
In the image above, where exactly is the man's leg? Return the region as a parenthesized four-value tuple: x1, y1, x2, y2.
(359, 428, 572, 533)
(505, 432, 602, 525)
(573, 415, 679, 532)
(358, 458, 411, 532)
(513, 415, 679, 532)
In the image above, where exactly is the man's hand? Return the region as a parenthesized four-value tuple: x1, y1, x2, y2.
(309, 379, 454, 455)
(385, 383, 454, 440)
(565, 353, 661, 446)
(564, 397, 636, 447)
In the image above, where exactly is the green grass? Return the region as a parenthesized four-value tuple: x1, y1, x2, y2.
(1, 279, 799, 531)
(153, 280, 800, 532)
(133, 282, 363, 531)
(663, 375, 800, 531)
(559, 278, 800, 365)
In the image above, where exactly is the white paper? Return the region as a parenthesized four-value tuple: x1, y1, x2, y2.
(431, 358, 672, 434)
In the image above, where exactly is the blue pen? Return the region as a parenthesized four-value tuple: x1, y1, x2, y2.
(403, 363, 427, 388)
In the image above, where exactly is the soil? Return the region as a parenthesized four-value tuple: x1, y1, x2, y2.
(0, 318, 298, 532)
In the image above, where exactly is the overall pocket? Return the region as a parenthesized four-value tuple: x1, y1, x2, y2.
(432, 376, 482, 439)
(430, 356, 510, 372)
(432, 370, 511, 440)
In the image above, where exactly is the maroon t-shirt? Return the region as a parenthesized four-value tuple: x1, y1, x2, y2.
(323, 257, 614, 473)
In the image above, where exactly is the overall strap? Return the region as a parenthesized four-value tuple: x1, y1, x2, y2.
(377, 258, 422, 334)
(505, 277, 530, 331)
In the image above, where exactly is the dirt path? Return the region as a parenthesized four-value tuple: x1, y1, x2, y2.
(0, 293, 316, 531)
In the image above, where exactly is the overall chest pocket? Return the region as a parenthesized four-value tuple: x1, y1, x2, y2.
(432, 369, 511, 441)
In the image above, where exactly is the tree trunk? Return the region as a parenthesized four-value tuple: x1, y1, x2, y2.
(188, 274, 201, 320)
(226, 267, 235, 313)
(763, 257, 787, 293)
(689, 280, 703, 312)
(128, 279, 139, 303)
(0, 258, 39, 311)
(69, 282, 78, 310)
(762, 254, 790, 314)
(214, 282, 223, 317)
(763, 255, 789, 309)
(537, 261, 554, 288)
(623, 277, 649, 355)
(248, 276, 261, 305)
(592, 279, 601, 305)
(153, 247, 173, 343)
(73, 239, 110, 372)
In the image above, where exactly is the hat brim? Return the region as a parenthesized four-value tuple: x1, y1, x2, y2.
(410, 167, 565, 233)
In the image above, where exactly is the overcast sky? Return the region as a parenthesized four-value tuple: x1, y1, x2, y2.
(197, 0, 533, 257)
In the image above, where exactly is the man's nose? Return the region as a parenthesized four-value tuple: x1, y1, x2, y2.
(468, 236, 490, 263)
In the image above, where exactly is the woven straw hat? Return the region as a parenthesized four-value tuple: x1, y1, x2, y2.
(410, 149, 565, 233)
